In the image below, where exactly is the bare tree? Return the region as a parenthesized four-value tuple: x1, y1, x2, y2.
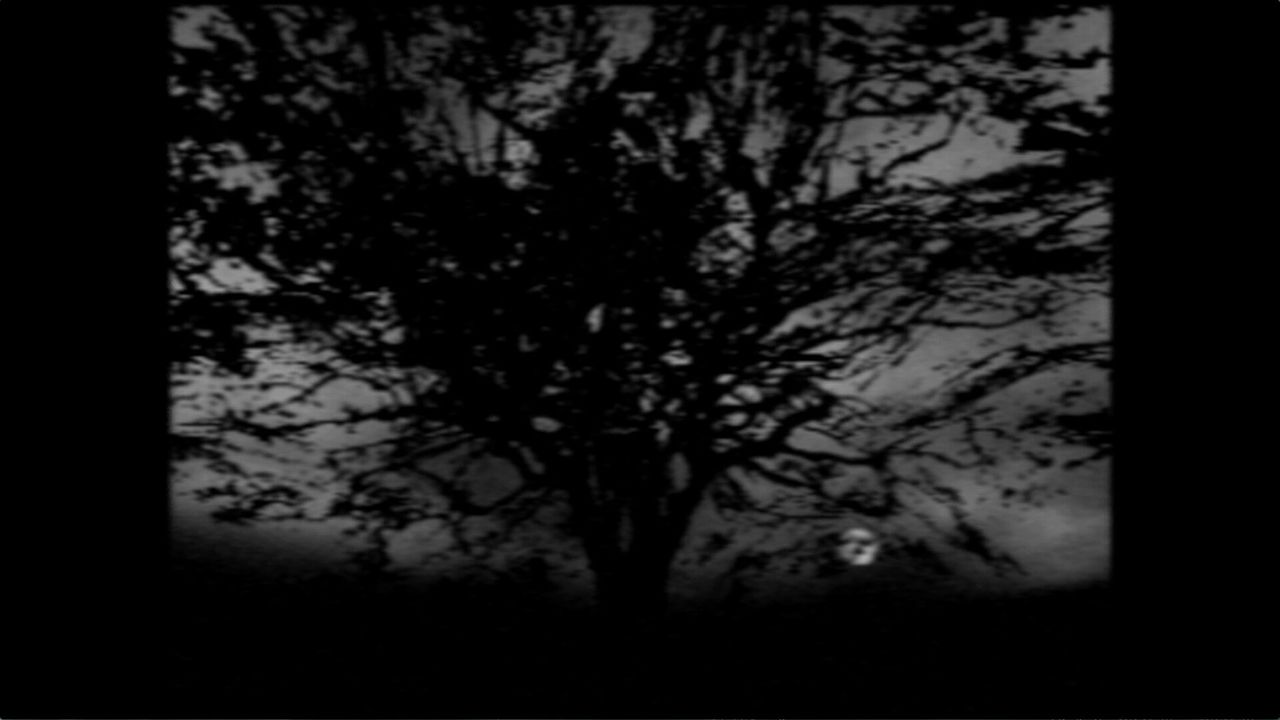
(170, 5, 1110, 624)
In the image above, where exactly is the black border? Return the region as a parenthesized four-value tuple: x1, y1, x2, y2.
(1106, 2, 1278, 716)
(4, 1, 173, 716)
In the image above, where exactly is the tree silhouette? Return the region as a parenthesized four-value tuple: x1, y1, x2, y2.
(169, 5, 1110, 624)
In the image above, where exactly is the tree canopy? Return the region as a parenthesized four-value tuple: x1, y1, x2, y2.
(169, 4, 1111, 618)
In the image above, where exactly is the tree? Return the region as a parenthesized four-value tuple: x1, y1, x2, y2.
(169, 5, 1110, 626)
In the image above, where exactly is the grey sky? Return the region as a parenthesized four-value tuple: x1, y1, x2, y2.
(171, 5, 1111, 604)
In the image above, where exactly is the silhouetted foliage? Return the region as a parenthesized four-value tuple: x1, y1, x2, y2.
(170, 5, 1110, 619)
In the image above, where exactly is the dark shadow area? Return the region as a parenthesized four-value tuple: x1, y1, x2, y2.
(166, 567, 1113, 716)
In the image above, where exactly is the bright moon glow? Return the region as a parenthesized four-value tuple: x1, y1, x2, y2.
(838, 527, 880, 567)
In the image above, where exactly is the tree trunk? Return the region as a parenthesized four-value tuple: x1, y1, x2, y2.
(582, 542, 677, 677)
(570, 435, 687, 633)
(593, 546, 674, 624)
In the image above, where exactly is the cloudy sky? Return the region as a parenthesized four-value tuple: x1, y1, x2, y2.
(171, 5, 1111, 609)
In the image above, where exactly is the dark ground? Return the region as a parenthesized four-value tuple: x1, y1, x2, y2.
(158, 570, 1117, 717)
(8, 543, 1272, 718)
